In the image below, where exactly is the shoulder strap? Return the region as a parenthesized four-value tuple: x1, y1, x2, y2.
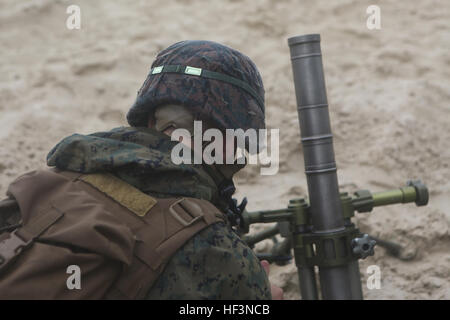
(107, 197, 225, 299)
(67, 171, 225, 299)
(0, 198, 22, 234)
(0, 199, 64, 271)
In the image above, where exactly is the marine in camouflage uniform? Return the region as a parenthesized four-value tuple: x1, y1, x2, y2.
(46, 40, 271, 299)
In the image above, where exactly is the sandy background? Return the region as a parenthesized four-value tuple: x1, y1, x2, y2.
(0, 0, 449, 299)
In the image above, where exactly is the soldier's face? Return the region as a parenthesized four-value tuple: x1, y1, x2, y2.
(147, 112, 237, 164)
(147, 115, 193, 149)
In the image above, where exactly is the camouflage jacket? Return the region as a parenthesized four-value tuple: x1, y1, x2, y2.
(47, 126, 271, 299)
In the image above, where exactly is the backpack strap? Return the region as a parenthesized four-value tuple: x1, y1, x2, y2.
(65, 171, 225, 299)
(0, 203, 64, 271)
(105, 197, 225, 300)
(0, 198, 22, 234)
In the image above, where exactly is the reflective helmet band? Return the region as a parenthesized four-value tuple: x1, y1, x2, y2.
(149, 64, 265, 113)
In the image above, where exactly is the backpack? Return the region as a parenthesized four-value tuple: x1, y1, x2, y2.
(0, 169, 224, 299)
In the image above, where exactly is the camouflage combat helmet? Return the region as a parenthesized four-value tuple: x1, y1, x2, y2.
(126, 40, 265, 132)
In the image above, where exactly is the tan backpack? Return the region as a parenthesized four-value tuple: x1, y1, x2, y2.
(0, 169, 224, 299)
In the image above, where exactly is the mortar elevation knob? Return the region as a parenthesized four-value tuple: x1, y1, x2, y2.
(352, 234, 376, 259)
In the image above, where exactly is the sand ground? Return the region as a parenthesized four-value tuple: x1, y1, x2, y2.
(0, 0, 449, 299)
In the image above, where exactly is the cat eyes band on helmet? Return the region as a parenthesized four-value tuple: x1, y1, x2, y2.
(149, 65, 265, 113)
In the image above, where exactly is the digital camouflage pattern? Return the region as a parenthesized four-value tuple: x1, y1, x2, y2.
(147, 222, 270, 299)
(46, 126, 272, 300)
(47, 126, 219, 202)
(127, 40, 265, 133)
